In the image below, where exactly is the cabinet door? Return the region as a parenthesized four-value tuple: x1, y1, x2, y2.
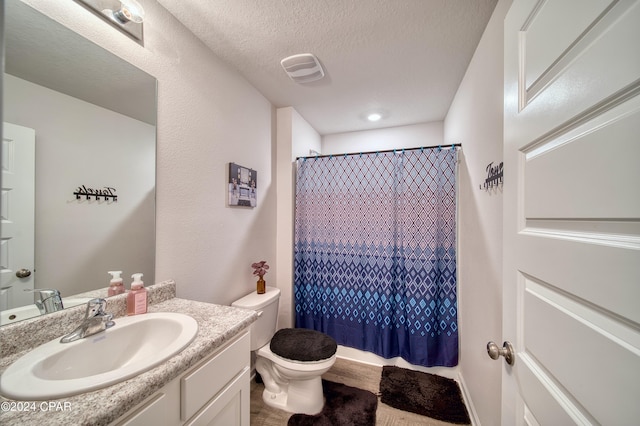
(184, 367, 250, 426)
(113, 379, 181, 426)
(181, 331, 250, 420)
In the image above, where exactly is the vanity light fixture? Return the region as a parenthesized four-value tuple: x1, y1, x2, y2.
(76, 0, 145, 42)
(112, 0, 145, 24)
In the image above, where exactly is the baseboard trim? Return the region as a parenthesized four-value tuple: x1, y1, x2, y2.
(336, 345, 460, 379)
(457, 372, 480, 426)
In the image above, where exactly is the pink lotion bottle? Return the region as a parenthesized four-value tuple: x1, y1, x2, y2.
(127, 273, 148, 315)
(107, 271, 125, 296)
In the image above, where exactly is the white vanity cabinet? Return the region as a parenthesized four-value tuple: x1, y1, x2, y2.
(111, 330, 251, 426)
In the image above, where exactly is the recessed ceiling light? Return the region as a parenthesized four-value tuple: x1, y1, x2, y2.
(367, 113, 382, 122)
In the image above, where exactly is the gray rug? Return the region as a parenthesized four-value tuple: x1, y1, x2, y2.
(380, 366, 471, 424)
(288, 380, 377, 426)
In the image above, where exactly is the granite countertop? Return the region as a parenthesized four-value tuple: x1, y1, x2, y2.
(0, 281, 257, 426)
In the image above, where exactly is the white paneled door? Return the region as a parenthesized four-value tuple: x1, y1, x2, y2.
(503, 0, 640, 424)
(1, 123, 35, 310)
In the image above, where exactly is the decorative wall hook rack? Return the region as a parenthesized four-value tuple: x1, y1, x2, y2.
(74, 185, 118, 201)
(480, 161, 503, 191)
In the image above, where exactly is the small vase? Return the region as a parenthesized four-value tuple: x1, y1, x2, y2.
(257, 277, 266, 294)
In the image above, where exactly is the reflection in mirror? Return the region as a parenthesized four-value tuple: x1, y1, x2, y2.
(1, 0, 157, 325)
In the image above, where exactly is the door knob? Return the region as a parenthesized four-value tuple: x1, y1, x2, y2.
(487, 341, 515, 365)
(16, 268, 32, 278)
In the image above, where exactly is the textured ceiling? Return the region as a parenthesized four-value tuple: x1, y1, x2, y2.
(158, 0, 498, 135)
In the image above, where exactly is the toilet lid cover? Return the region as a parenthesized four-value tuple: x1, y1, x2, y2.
(270, 328, 337, 362)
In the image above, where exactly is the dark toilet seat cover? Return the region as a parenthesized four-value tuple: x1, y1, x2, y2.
(270, 328, 337, 362)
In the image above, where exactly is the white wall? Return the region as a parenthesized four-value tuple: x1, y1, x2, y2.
(443, 1, 511, 424)
(21, 0, 277, 306)
(4, 74, 155, 297)
(276, 107, 321, 328)
(322, 121, 443, 155)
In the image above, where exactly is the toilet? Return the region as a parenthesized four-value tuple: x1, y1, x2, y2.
(232, 287, 337, 415)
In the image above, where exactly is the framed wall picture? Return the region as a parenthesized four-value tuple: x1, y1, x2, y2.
(228, 163, 257, 207)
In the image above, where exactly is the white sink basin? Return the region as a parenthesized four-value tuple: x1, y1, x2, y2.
(0, 312, 198, 400)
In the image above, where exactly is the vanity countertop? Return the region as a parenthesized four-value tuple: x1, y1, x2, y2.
(0, 290, 257, 425)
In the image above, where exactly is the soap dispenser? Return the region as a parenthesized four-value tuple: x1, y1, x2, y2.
(127, 273, 147, 315)
(107, 271, 125, 296)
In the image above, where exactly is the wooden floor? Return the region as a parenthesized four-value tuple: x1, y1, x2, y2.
(250, 357, 464, 426)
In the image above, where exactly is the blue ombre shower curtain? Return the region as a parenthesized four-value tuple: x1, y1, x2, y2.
(294, 147, 458, 367)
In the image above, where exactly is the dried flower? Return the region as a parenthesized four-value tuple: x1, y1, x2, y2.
(251, 260, 269, 278)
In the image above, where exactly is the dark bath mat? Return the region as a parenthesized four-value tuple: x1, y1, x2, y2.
(288, 380, 377, 426)
(379, 365, 471, 424)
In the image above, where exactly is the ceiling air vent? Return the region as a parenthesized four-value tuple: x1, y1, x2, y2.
(280, 53, 325, 84)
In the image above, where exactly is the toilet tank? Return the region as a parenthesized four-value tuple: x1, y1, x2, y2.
(231, 286, 280, 351)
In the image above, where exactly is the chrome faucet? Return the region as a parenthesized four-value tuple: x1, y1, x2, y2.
(26, 288, 64, 314)
(60, 298, 115, 343)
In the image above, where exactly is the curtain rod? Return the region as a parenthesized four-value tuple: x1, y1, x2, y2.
(296, 143, 461, 160)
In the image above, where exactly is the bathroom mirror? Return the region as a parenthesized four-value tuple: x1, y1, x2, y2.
(1, 0, 157, 324)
